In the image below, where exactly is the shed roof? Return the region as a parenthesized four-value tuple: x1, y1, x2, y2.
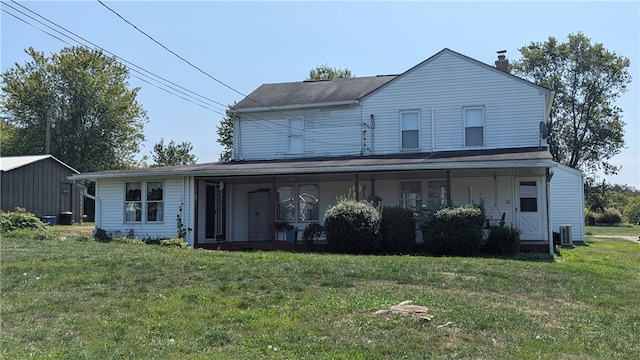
(1, 155, 79, 173)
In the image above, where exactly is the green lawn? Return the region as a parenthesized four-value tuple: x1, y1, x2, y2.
(586, 224, 640, 237)
(2, 231, 639, 359)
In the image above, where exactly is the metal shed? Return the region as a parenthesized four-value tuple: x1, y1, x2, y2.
(1, 155, 83, 224)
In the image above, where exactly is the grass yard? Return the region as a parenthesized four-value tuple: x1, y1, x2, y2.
(1, 230, 639, 359)
(586, 224, 640, 237)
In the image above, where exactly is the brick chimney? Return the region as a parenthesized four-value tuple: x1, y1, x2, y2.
(495, 50, 509, 73)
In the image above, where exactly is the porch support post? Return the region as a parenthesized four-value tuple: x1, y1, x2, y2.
(271, 177, 276, 243)
(354, 173, 360, 201)
(446, 170, 452, 206)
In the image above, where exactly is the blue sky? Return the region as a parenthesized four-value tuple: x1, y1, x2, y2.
(2, 1, 638, 188)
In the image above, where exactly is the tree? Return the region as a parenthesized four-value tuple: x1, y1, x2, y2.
(151, 138, 197, 166)
(1, 46, 148, 172)
(623, 197, 640, 224)
(511, 32, 631, 176)
(306, 64, 354, 80)
(216, 103, 235, 162)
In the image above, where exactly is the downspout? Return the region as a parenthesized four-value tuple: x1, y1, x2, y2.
(546, 168, 554, 256)
(78, 182, 100, 229)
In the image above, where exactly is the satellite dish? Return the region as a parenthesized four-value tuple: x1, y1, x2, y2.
(539, 121, 550, 139)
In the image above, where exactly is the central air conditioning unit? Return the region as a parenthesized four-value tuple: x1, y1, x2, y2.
(559, 225, 573, 247)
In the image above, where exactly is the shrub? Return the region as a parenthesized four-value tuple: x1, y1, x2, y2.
(1, 208, 46, 232)
(93, 228, 112, 243)
(379, 206, 416, 254)
(302, 223, 324, 251)
(596, 208, 622, 224)
(428, 205, 484, 256)
(623, 197, 640, 224)
(484, 225, 521, 255)
(160, 237, 189, 248)
(324, 198, 380, 254)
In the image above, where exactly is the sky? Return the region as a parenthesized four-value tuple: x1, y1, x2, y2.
(2, 1, 638, 188)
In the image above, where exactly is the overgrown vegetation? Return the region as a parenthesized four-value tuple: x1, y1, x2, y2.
(484, 225, 522, 255)
(379, 206, 416, 254)
(2, 231, 639, 358)
(428, 205, 485, 256)
(0, 207, 46, 232)
(324, 197, 380, 254)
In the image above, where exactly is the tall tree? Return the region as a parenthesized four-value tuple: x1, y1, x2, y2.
(306, 64, 354, 80)
(216, 103, 235, 162)
(1, 46, 148, 172)
(151, 138, 197, 166)
(511, 32, 631, 176)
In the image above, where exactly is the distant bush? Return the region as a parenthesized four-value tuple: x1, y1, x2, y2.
(1, 208, 45, 232)
(484, 225, 521, 255)
(324, 198, 380, 254)
(428, 205, 484, 256)
(160, 237, 189, 248)
(379, 206, 416, 254)
(623, 197, 640, 224)
(596, 208, 622, 224)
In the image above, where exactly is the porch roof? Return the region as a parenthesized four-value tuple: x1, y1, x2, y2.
(69, 147, 555, 181)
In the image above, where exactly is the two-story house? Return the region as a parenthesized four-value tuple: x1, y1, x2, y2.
(70, 49, 585, 252)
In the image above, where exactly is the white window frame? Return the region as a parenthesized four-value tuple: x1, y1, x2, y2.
(426, 180, 447, 208)
(288, 118, 304, 154)
(464, 106, 485, 147)
(124, 181, 164, 223)
(400, 110, 420, 151)
(276, 184, 319, 223)
(400, 181, 422, 210)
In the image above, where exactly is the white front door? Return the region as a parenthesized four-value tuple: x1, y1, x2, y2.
(515, 178, 543, 240)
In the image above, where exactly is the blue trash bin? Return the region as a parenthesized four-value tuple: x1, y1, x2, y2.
(40, 216, 57, 226)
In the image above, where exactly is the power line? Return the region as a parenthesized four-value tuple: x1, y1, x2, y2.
(95, 0, 360, 130)
(4, 0, 228, 115)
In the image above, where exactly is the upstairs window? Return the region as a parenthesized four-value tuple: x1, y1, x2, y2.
(401, 111, 420, 150)
(464, 107, 484, 147)
(288, 118, 304, 154)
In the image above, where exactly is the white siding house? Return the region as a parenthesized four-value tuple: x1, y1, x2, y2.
(550, 164, 585, 243)
(70, 48, 584, 253)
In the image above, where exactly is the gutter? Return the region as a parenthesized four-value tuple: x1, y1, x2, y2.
(68, 159, 558, 181)
(228, 100, 360, 114)
(76, 182, 101, 227)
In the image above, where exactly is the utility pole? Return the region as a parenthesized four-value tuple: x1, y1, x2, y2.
(45, 109, 51, 154)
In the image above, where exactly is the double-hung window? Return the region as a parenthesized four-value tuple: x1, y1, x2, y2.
(400, 181, 422, 210)
(125, 181, 163, 223)
(288, 118, 304, 154)
(464, 107, 484, 147)
(276, 184, 319, 223)
(426, 180, 447, 208)
(401, 111, 420, 150)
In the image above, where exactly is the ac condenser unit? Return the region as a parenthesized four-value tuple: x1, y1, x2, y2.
(559, 225, 573, 247)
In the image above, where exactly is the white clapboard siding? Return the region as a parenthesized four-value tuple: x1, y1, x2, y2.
(238, 108, 363, 160)
(360, 51, 547, 154)
(550, 165, 585, 242)
(96, 177, 189, 240)
(450, 176, 515, 226)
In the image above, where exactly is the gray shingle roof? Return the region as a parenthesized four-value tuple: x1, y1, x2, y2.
(232, 75, 397, 110)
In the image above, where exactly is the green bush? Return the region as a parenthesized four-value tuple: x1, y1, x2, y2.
(379, 206, 416, 254)
(160, 237, 189, 248)
(324, 198, 380, 254)
(93, 228, 112, 243)
(484, 225, 521, 255)
(302, 223, 324, 251)
(623, 197, 640, 224)
(596, 208, 623, 224)
(1, 208, 46, 232)
(428, 205, 485, 256)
